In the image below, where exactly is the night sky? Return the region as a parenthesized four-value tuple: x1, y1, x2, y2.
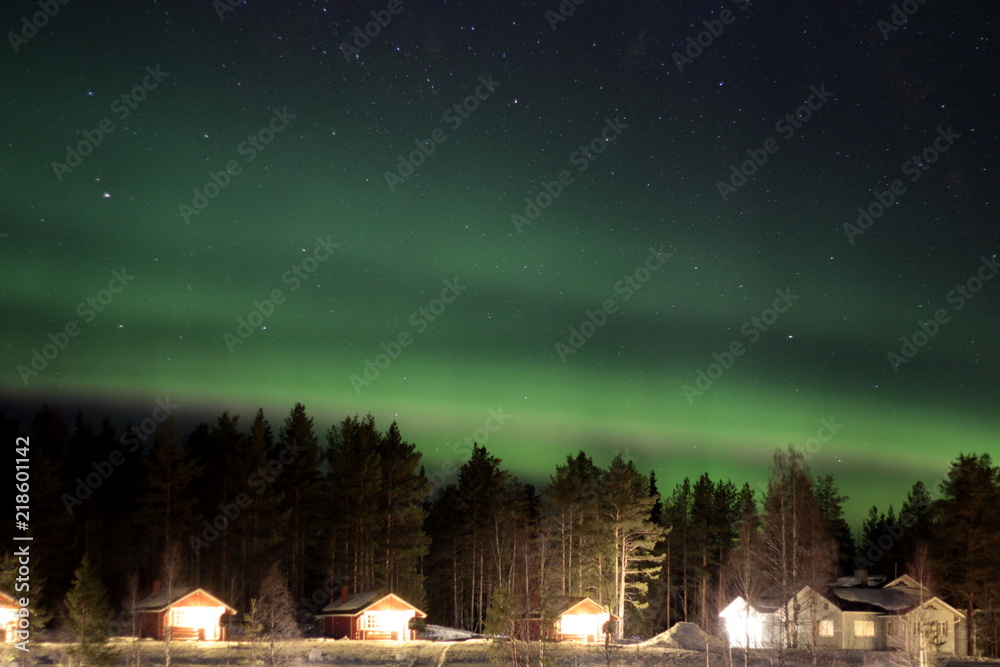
(1, 0, 997, 525)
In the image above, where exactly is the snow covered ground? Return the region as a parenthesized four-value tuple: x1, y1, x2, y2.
(15, 636, 1000, 666)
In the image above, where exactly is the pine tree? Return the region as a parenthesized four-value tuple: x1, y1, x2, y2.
(662, 477, 693, 625)
(200, 412, 245, 598)
(455, 444, 509, 633)
(932, 453, 1000, 656)
(65, 554, 118, 666)
(274, 404, 324, 606)
(326, 415, 384, 592)
(30, 405, 77, 609)
(899, 480, 934, 566)
(541, 452, 605, 601)
(601, 455, 666, 637)
(813, 475, 855, 575)
(425, 444, 510, 632)
(241, 409, 289, 609)
(139, 417, 203, 569)
(377, 421, 430, 605)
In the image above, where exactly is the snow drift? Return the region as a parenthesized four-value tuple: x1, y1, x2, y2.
(640, 622, 727, 652)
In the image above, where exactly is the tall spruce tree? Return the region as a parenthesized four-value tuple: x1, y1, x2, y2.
(326, 415, 384, 592)
(377, 421, 430, 605)
(326, 415, 430, 605)
(273, 404, 324, 607)
(662, 477, 693, 625)
(65, 554, 118, 666)
(425, 444, 510, 632)
(139, 417, 202, 573)
(542, 452, 605, 601)
(899, 480, 934, 567)
(814, 475, 855, 575)
(242, 409, 289, 608)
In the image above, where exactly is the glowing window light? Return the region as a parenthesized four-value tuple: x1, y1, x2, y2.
(854, 620, 875, 637)
(560, 613, 608, 639)
(363, 611, 414, 638)
(170, 606, 225, 639)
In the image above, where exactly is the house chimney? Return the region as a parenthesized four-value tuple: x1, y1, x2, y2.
(340, 585, 349, 604)
(855, 569, 868, 587)
(152, 580, 161, 597)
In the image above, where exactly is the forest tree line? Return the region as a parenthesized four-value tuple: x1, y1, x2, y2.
(1, 403, 998, 656)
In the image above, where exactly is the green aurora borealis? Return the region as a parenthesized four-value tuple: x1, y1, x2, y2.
(2, 0, 998, 525)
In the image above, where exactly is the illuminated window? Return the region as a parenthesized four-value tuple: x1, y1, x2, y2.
(364, 611, 412, 636)
(818, 620, 834, 637)
(169, 606, 224, 639)
(560, 614, 595, 637)
(854, 620, 875, 637)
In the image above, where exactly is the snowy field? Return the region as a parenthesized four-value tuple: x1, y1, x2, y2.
(7, 624, 1000, 667)
(9, 639, 1000, 667)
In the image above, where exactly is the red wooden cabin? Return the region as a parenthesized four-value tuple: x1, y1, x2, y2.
(318, 588, 426, 641)
(521, 597, 617, 643)
(135, 584, 235, 641)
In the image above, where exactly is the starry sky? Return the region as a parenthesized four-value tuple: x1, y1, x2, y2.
(1, 0, 997, 526)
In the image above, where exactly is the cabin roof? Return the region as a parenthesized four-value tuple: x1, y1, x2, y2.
(135, 586, 236, 613)
(318, 591, 426, 617)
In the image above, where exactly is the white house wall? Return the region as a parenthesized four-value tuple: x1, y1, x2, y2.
(893, 604, 963, 655)
(841, 612, 883, 651)
(793, 602, 844, 650)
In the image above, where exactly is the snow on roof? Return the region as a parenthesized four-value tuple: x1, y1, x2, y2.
(833, 574, 887, 588)
(831, 586, 918, 612)
(320, 590, 386, 614)
(136, 585, 197, 611)
(319, 591, 425, 616)
(135, 586, 234, 613)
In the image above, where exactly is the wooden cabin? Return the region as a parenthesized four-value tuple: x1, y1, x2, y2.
(318, 588, 426, 641)
(135, 584, 235, 641)
(522, 596, 617, 643)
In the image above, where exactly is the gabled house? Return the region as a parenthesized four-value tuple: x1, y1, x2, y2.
(721, 573, 967, 655)
(318, 589, 426, 641)
(0, 591, 19, 642)
(135, 584, 236, 641)
(843, 574, 966, 655)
